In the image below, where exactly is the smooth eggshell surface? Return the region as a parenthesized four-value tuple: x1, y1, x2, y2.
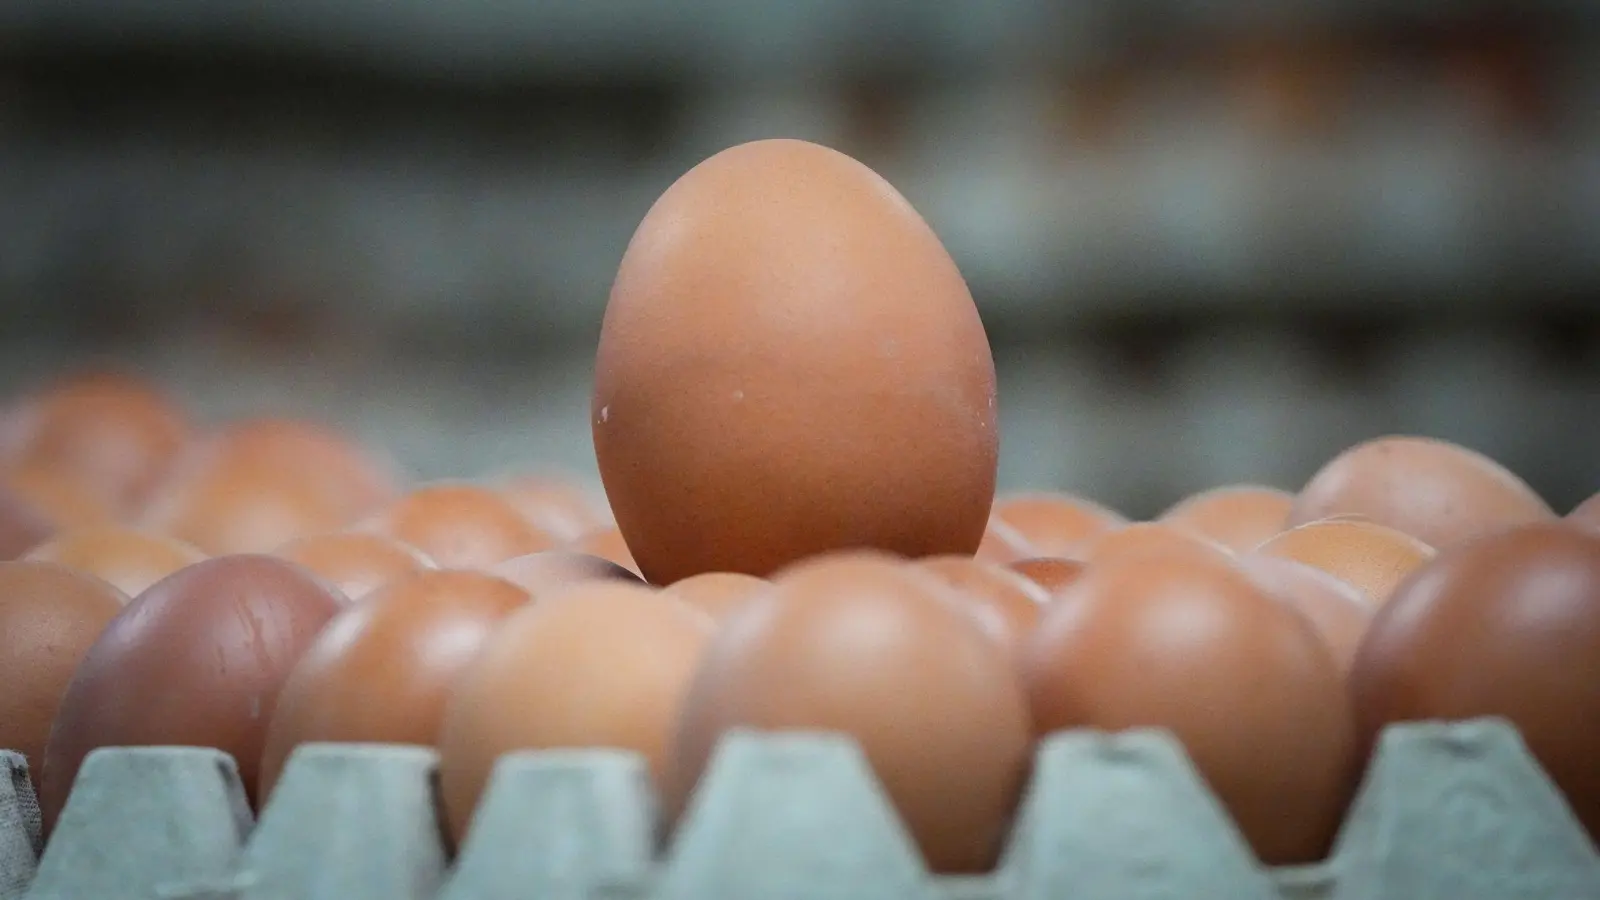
(489, 550, 644, 597)
(1350, 523, 1600, 841)
(1236, 554, 1374, 675)
(0, 484, 54, 560)
(258, 568, 529, 802)
(593, 138, 998, 584)
(668, 554, 1031, 873)
(1160, 485, 1294, 553)
(1289, 435, 1554, 549)
(1257, 518, 1435, 605)
(664, 571, 772, 622)
(991, 493, 1125, 559)
(918, 555, 1046, 651)
(363, 483, 553, 570)
(40, 555, 345, 832)
(275, 531, 434, 601)
(1007, 557, 1087, 595)
(24, 526, 206, 598)
(1023, 553, 1358, 865)
(438, 582, 712, 842)
(0, 562, 126, 791)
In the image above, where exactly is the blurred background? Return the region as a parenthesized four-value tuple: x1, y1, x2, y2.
(1, 1, 1597, 517)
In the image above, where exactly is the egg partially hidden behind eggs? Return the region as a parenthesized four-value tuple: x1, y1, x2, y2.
(593, 139, 999, 585)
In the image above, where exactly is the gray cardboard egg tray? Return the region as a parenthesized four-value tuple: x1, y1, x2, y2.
(2, 718, 1598, 900)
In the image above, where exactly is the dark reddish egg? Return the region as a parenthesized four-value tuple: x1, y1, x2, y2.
(361, 483, 554, 570)
(24, 526, 206, 598)
(1350, 524, 1600, 841)
(40, 555, 345, 832)
(275, 531, 434, 601)
(0, 562, 126, 791)
(258, 569, 529, 801)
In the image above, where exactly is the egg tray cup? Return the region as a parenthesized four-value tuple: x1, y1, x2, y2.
(2, 718, 1598, 900)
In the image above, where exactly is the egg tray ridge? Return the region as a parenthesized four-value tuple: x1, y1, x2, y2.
(2, 718, 1597, 900)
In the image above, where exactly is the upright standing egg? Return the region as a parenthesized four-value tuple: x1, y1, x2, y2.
(593, 139, 998, 585)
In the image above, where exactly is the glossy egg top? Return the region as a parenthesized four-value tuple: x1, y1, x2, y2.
(24, 526, 206, 598)
(362, 483, 554, 570)
(1160, 485, 1294, 552)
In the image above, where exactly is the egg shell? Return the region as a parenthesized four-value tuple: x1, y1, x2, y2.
(593, 138, 998, 585)
(275, 531, 434, 601)
(362, 483, 554, 570)
(6, 372, 187, 516)
(0, 483, 54, 560)
(668, 554, 1031, 873)
(4, 467, 116, 530)
(1076, 521, 1235, 567)
(918, 554, 1046, 651)
(202, 418, 400, 522)
(138, 453, 350, 555)
(1257, 517, 1435, 605)
(0, 562, 126, 791)
(495, 474, 610, 541)
(258, 568, 530, 802)
(567, 527, 642, 578)
(24, 526, 207, 598)
(437, 582, 713, 843)
(1569, 491, 1600, 531)
(489, 550, 644, 597)
(1160, 485, 1294, 553)
(1236, 554, 1374, 675)
(40, 554, 345, 833)
(991, 492, 1125, 559)
(1022, 552, 1358, 865)
(664, 571, 772, 622)
(1349, 523, 1600, 841)
(1289, 435, 1554, 548)
(972, 514, 1038, 565)
(1007, 557, 1087, 595)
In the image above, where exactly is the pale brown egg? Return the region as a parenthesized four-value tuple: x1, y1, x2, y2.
(6, 372, 187, 516)
(664, 572, 771, 622)
(1236, 554, 1374, 675)
(0, 483, 55, 560)
(1258, 518, 1435, 605)
(1160, 485, 1294, 552)
(0, 562, 126, 791)
(1023, 552, 1357, 864)
(1289, 436, 1554, 548)
(41, 555, 344, 832)
(437, 582, 713, 842)
(489, 550, 645, 597)
(668, 553, 1031, 873)
(991, 492, 1125, 558)
(23, 526, 206, 598)
(362, 483, 553, 570)
(1008, 557, 1087, 595)
(918, 555, 1047, 651)
(258, 569, 529, 802)
(4, 467, 116, 530)
(1077, 521, 1235, 567)
(275, 531, 434, 601)
(1569, 492, 1600, 532)
(568, 527, 642, 578)
(496, 474, 610, 541)
(138, 454, 349, 555)
(973, 514, 1038, 565)
(205, 418, 400, 522)
(593, 139, 998, 584)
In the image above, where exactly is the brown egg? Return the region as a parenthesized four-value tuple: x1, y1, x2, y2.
(1077, 521, 1235, 567)
(24, 526, 206, 598)
(275, 531, 434, 601)
(362, 483, 553, 570)
(973, 514, 1038, 565)
(668, 553, 1031, 873)
(207, 418, 400, 522)
(1023, 553, 1357, 865)
(259, 569, 529, 802)
(496, 474, 610, 541)
(918, 555, 1046, 650)
(0, 562, 126, 791)
(1351, 524, 1600, 839)
(1008, 557, 1087, 595)
(992, 492, 1125, 558)
(139, 453, 349, 555)
(438, 582, 712, 842)
(664, 572, 771, 622)
(1236, 554, 1374, 675)
(6, 372, 187, 516)
(40, 555, 345, 832)
(1569, 491, 1600, 532)
(1258, 518, 1435, 605)
(568, 527, 642, 578)
(0, 483, 54, 560)
(489, 550, 644, 597)
(1160, 485, 1294, 552)
(593, 139, 999, 585)
(1289, 436, 1554, 548)
(4, 467, 116, 530)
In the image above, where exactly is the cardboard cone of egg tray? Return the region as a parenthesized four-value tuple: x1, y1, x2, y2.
(1, 720, 1597, 900)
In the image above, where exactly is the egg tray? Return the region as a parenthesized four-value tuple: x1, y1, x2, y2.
(2, 718, 1598, 900)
